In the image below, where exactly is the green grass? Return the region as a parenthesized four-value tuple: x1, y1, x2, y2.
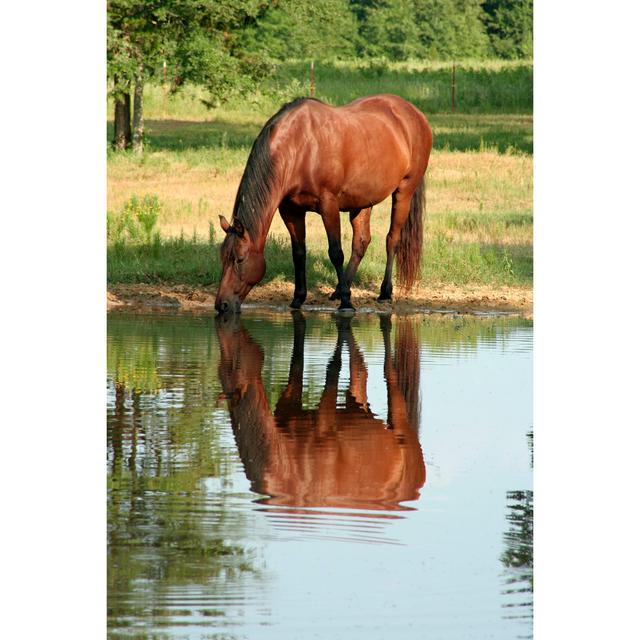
(115, 58, 532, 120)
(107, 230, 531, 289)
(274, 59, 532, 114)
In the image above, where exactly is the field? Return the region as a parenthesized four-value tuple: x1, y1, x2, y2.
(107, 60, 533, 312)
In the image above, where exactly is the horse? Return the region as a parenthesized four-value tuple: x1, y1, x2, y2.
(215, 312, 426, 511)
(215, 94, 433, 313)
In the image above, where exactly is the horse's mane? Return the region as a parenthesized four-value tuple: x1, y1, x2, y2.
(232, 97, 322, 240)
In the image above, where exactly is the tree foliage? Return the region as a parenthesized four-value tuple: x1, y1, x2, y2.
(106, 0, 533, 150)
(482, 0, 533, 58)
(244, 0, 359, 60)
(107, 1, 270, 99)
(242, 0, 529, 62)
(359, 0, 422, 60)
(107, 1, 271, 149)
(415, 0, 491, 59)
(356, 0, 490, 60)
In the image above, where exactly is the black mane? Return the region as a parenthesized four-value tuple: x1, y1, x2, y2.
(232, 97, 322, 240)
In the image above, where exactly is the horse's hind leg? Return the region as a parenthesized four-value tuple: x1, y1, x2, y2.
(320, 195, 355, 311)
(279, 201, 307, 309)
(330, 207, 372, 301)
(378, 189, 412, 302)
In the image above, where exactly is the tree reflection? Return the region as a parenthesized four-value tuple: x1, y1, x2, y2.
(216, 312, 426, 512)
(501, 429, 533, 637)
(107, 313, 261, 634)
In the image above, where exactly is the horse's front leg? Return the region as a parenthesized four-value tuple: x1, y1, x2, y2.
(317, 319, 347, 432)
(320, 197, 354, 311)
(343, 318, 369, 410)
(279, 202, 307, 309)
(274, 311, 306, 415)
(330, 207, 372, 301)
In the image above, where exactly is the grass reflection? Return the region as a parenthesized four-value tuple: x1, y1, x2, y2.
(107, 313, 261, 635)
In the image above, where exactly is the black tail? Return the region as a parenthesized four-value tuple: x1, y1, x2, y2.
(396, 176, 425, 289)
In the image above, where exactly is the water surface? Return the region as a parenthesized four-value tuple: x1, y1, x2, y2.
(107, 310, 532, 639)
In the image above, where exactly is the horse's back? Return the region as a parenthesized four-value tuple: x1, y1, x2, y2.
(342, 93, 432, 163)
(297, 94, 430, 150)
(274, 95, 431, 210)
(343, 93, 429, 125)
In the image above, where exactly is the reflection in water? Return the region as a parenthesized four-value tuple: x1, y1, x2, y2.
(216, 313, 426, 516)
(501, 430, 534, 637)
(107, 315, 263, 635)
(107, 310, 533, 638)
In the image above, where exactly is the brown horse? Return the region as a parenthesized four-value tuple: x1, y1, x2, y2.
(216, 313, 426, 511)
(215, 94, 432, 313)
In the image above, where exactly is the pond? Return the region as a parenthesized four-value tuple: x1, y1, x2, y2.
(107, 309, 532, 639)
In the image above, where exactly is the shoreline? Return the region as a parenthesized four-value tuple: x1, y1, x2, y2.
(108, 282, 532, 318)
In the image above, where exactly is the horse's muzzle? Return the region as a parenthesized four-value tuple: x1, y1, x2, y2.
(215, 297, 241, 315)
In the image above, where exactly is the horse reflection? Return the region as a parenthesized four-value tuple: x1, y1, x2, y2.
(216, 314, 426, 511)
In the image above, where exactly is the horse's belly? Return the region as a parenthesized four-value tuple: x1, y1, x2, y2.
(287, 137, 409, 211)
(337, 186, 391, 211)
(286, 182, 392, 212)
(336, 174, 399, 210)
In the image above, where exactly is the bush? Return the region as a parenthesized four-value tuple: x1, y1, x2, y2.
(108, 195, 160, 244)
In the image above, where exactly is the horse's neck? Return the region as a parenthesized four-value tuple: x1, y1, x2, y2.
(241, 185, 284, 252)
(227, 378, 276, 484)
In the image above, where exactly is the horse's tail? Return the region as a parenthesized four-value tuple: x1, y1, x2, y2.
(394, 317, 421, 431)
(396, 175, 425, 289)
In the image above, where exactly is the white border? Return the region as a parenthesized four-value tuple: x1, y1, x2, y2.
(535, 2, 639, 638)
(2, 3, 106, 638)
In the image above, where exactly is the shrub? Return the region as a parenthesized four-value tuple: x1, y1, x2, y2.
(108, 195, 160, 244)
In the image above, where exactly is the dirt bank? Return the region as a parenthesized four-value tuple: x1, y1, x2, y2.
(108, 282, 532, 317)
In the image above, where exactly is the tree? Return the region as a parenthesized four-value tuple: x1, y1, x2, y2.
(108, 1, 165, 151)
(359, 0, 422, 60)
(482, 0, 533, 59)
(243, 0, 359, 61)
(415, 0, 490, 59)
(356, 0, 489, 61)
(107, 1, 268, 152)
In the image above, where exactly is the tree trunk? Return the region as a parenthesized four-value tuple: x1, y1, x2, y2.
(123, 92, 132, 144)
(132, 66, 144, 154)
(113, 75, 131, 151)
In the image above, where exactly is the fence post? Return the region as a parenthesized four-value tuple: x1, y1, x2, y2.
(162, 60, 168, 118)
(451, 62, 456, 113)
(309, 60, 315, 97)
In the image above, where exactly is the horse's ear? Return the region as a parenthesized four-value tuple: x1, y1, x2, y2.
(219, 215, 231, 233)
(233, 218, 245, 238)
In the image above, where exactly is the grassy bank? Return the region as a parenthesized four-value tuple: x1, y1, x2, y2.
(107, 59, 532, 302)
(108, 209, 531, 289)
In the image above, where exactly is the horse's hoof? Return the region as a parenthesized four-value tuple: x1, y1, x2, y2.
(376, 296, 392, 303)
(329, 290, 340, 300)
(290, 298, 304, 309)
(338, 302, 356, 312)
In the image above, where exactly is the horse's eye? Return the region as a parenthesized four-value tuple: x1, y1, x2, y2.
(235, 256, 245, 265)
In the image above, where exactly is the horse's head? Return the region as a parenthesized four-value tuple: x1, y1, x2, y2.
(215, 215, 266, 314)
(215, 313, 264, 395)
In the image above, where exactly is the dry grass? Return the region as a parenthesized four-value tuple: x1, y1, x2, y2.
(108, 148, 532, 249)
